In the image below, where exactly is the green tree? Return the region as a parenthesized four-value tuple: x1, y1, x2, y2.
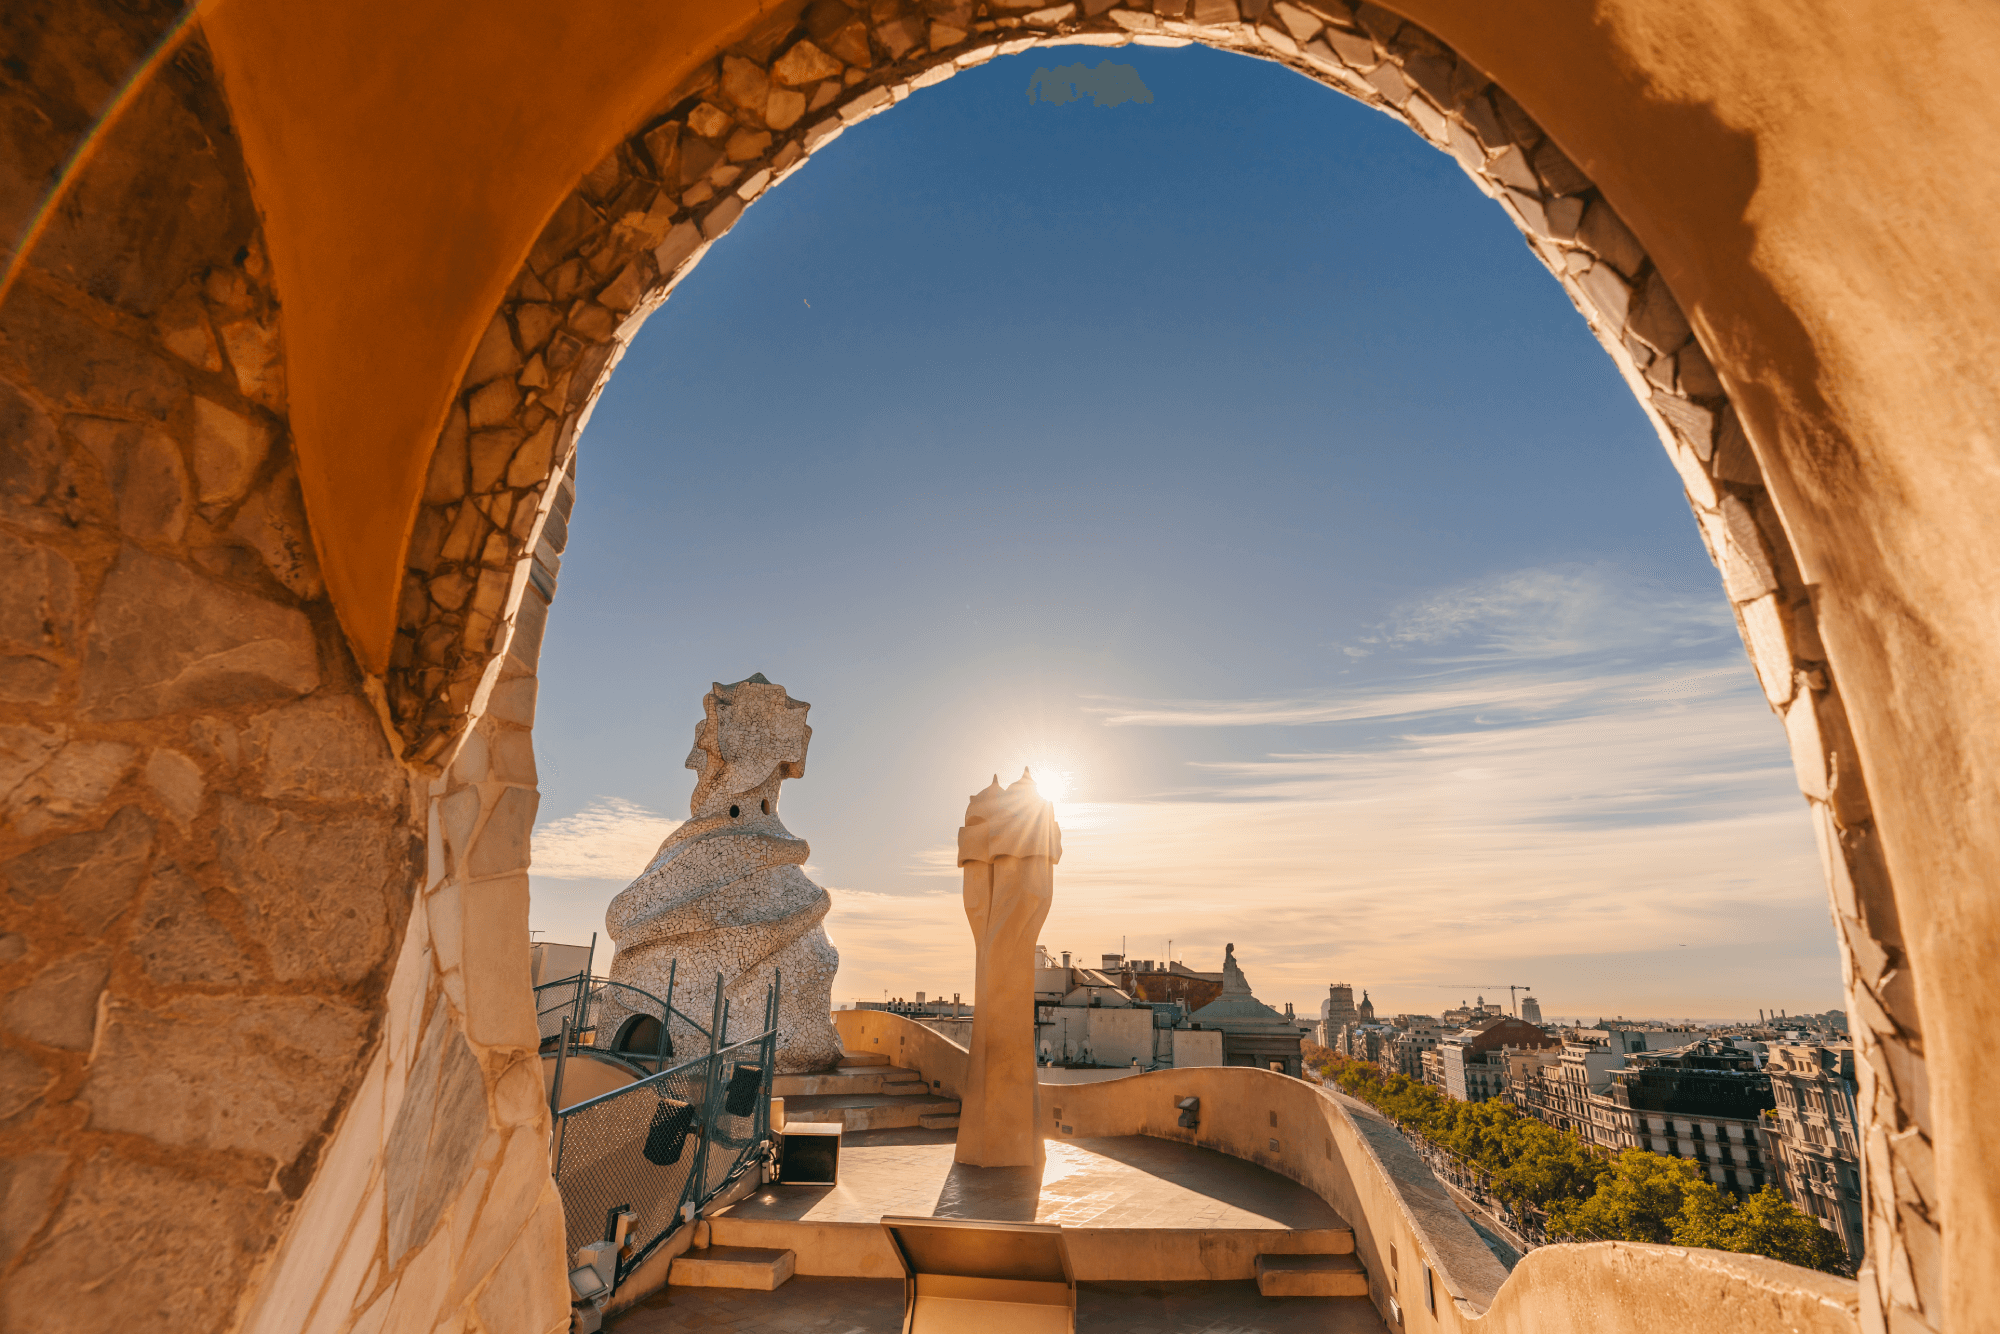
(1673, 1185, 1852, 1275)
(1546, 1149, 1718, 1243)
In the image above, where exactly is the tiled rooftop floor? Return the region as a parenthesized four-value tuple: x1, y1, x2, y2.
(721, 1128, 1345, 1231)
(614, 1277, 1387, 1333)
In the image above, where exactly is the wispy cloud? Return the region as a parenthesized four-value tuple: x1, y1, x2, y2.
(1351, 562, 1734, 662)
(532, 797, 680, 880)
(530, 564, 1836, 1021)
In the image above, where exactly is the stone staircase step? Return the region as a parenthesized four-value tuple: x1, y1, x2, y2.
(772, 1065, 927, 1098)
(669, 1245, 796, 1291)
(840, 1051, 890, 1067)
(781, 1091, 962, 1132)
(918, 1113, 960, 1130)
(1254, 1253, 1368, 1298)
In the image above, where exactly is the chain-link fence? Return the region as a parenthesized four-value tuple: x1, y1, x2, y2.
(549, 970, 781, 1285)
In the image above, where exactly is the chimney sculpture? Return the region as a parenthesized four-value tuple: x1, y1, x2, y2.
(605, 675, 843, 1073)
(954, 769, 1061, 1168)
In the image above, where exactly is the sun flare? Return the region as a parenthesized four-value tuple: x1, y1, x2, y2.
(1022, 761, 1077, 805)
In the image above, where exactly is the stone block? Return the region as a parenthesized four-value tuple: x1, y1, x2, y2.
(5, 738, 138, 837)
(191, 397, 266, 509)
(156, 286, 224, 372)
(688, 102, 735, 140)
(218, 315, 285, 409)
(3, 805, 156, 934)
(766, 88, 808, 131)
(469, 428, 523, 492)
(464, 312, 522, 387)
(131, 862, 255, 986)
(0, 1045, 54, 1121)
(80, 547, 319, 720)
(0, 285, 186, 425)
(1575, 261, 1631, 328)
(423, 409, 470, 506)
(466, 378, 519, 430)
(1485, 143, 1538, 194)
(85, 993, 369, 1163)
(460, 873, 536, 1049)
(506, 420, 557, 489)
(143, 748, 204, 826)
(489, 730, 536, 785)
(1544, 194, 1584, 241)
(485, 676, 536, 727)
(1629, 268, 1693, 354)
(270, 1172, 384, 1334)
(1578, 199, 1645, 278)
(380, 1229, 454, 1334)
(228, 464, 324, 598)
(0, 722, 64, 801)
(71, 417, 189, 542)
(826, 22, 873, 66)
(1653, 390, 1716, 461)
(216, 796, 411, 985)
(447, 1127, 550, 1308)
(0, 1152, 279, 1334)
(473, 1192, 568, 1334)
(1363, 61, 1409, 105)
(1736, 595, 1795, 706)
(3, 948, 110, 1050)
(0, 532, 77, 656)
(1782, 688, 1830, 802)
(243, 696, 403, 808)
(0, 655, 60, 704)
(721, 55, 773, 117)
(0, 1152, 66, 1268)
(385, 1004, 490, 1263)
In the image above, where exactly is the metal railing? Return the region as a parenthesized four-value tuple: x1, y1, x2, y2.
(535, 962, 718, 1075)
(549, 970, 781, 1288)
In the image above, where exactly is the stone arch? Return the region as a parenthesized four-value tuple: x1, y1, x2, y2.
(380, 4, 1926, 1322)
(2, 4, 1969, 1334)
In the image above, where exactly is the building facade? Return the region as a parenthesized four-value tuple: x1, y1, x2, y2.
(1435, 1016, 1560, 1101)
(1765, 1044, 1864, 1261)
(1604, 1040, 1775, 1195)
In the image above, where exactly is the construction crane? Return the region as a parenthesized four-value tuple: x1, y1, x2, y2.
(1438, 984, 1534, 1016)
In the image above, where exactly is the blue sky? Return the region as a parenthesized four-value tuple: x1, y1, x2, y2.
(526, 44, 1839, 1024)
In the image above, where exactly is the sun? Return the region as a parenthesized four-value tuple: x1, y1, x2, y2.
(1022, 760, 1076, 805)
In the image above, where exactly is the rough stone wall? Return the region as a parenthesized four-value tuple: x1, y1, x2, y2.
(376, 1, 1929, 1329)
(234, 520, 570, 1334)
(0, 19, 565, 1334)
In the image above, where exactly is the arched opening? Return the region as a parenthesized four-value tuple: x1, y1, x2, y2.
(384, 5, 1912, 1326)
(9, 4, 1989, 1333)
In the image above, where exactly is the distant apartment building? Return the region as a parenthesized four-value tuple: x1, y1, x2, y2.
(1032, 948, 1222, 1069)
(1765, 1044, 1864, 1261)
(1097, 952, 1226, 1014)
(1388, 1025, 1443, 1080)
(1519, 994, 1543, 1024)
(1520, 1028, 1702, 1135)
(1335, 1022, 1399, 1066)
(1603, 1039, 1776, 1195)
(1321, 982, 1361, 1046)
(1434, 1016, 1560, 1101)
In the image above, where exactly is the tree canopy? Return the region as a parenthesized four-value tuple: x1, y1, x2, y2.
(1317, 1054, 1850, 1276)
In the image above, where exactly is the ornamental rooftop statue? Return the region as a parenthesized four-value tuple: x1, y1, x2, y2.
(605, 674, 842, 1073)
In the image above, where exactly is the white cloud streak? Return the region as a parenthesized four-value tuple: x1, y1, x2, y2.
(530, 564, 1836, 1021)
(532, 797, 680, 880)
